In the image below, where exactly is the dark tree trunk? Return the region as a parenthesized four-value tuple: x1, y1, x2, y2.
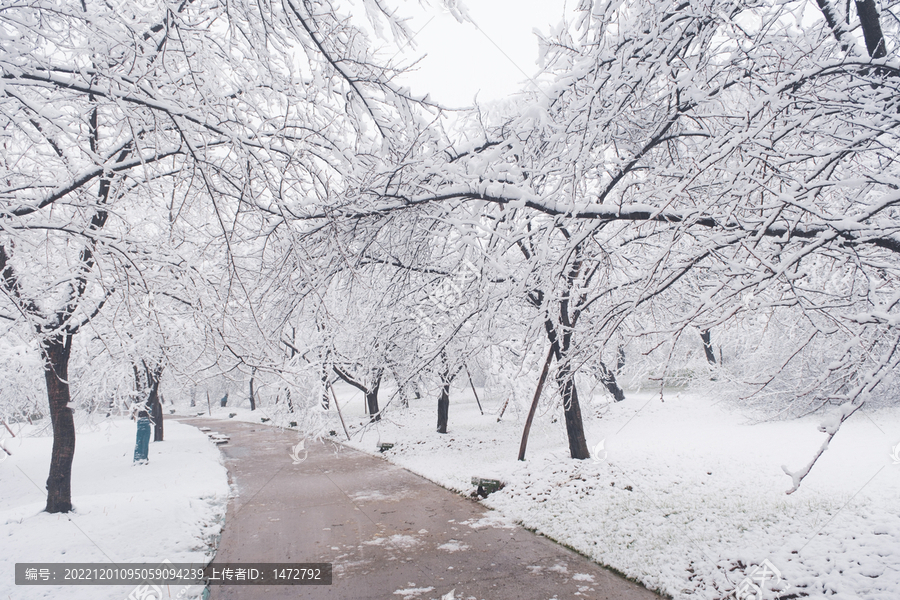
(320, 364, 329, 410)
(365, 380, 381, 423)
(437, 380, 450, 434)
(598, 362, 626, 401)
(855, 0, 887, 58)
(136, 362, 164, 442)
(700, 329, 717, 365)
(249, 371, 257, 411)
(149, 384, 163, 442)
(543, 319, 592, 459)
(42, 334, 75, 514)
(436, 354, 463, 433)
(436, 355, 452, 433)
(556, 357, 591, 460)
(333, 366, 382, 423)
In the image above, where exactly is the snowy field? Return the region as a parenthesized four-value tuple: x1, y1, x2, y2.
(297, 385, 900, 600)
(0, 417, 229, 600)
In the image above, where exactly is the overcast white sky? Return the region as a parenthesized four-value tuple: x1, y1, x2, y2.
(392, 0, 570, 108)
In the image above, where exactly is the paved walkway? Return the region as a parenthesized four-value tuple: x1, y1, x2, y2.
(183, 419, 664, 600)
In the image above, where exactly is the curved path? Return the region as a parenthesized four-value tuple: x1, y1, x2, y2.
(184, 419, 664, 600)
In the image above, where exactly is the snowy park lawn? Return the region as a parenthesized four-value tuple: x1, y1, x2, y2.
(0, 417, 229, 600)
(331, 387, 900, 600)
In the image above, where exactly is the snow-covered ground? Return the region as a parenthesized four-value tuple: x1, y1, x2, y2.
(314, 385, 900, 600)
(0, 417, 229, 600)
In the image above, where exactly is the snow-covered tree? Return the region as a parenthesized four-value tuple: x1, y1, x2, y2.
(0, 0, 435, 512)
(330, 0, 900, 484)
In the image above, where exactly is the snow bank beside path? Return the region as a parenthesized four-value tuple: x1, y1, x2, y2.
(0, 418, 229, 600)
(338, 390, 900, 600)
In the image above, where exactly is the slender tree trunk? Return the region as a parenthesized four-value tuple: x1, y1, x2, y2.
(437, 365, 450, 434)
(149, 382, 163, 442)
(329, 384, 351, 441)
(436, 354, 452, 433)
(518, 343, 556, 461)
(287, 329, 296, 413)
(466, 368, 484, 415)
(249, 370, 257, 411)
(320, 363, 329, 410)
(42, 334, 75, 514)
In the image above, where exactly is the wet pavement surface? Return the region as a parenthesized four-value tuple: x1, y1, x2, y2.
(182, 418, 665, 600)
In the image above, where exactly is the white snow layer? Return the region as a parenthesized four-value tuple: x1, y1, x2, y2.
(0, 417, 229, 600)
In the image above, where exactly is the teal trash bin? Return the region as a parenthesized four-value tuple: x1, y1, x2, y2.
(134, 414, 151, 464)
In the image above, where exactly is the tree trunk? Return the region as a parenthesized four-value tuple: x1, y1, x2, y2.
(556, 358, 591, 460)
(700, 329, 717, 365)
(320, 364, 329, 410)
(147, 375, 163, 442)
(333, 366, 382, 422)
(598, 362, 626, 401)
(42, 334, 75, 514)
(518, 343, 556, 461)
(465, 368, 484, 415)
(437, 381, 450, 434)
(365, 381, 381, 423)
(249, 371, 257, 411)
(544, 320, 594, 459)
(855, 0, 887, 58)
(141, 363, 164, 442)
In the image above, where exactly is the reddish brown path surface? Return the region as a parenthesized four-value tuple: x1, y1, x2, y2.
(184, 419, 666, 600)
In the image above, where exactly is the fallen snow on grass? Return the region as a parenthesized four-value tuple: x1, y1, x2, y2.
(337, 387, 900, 600)
(0, 417, 229, 600)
